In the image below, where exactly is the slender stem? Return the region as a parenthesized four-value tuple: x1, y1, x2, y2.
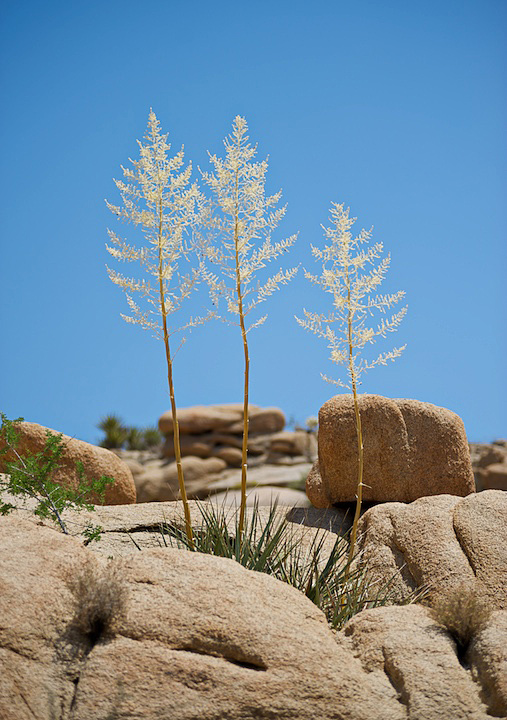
(233, 160, 250, 540)
(157, 198, 194, 549)
(345, 269, 364, 572)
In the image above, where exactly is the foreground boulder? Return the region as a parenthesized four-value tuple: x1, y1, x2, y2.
(0, 421, 136, 505)
(357, 490, 507, 608)
(308, 395, 474, 506)
(1, 515, 504, 719)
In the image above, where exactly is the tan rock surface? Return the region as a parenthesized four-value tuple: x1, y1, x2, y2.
(228, 406, 286, 434)
(135, 456, 227, 502)
(0, 516, 402, 720)
(159, 404, 257, 435)
(1, 515, 504, 719)
(469, 609, 507, 716)
(480, 462, 507, 491)
(357, 491, 507, 608)
(210, 486, 310, 507)
(342, 604, 500, 719)
(312, 394, 475, 504)
(0, 421, 136, 505)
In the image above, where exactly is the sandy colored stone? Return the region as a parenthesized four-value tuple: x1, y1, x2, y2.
(0, 516, 403, 720)
(480, 463, 507, 491)
(2, 515, 505, 719)
(121, 457, 145, 476)
(342, 604, 494, 720)
(0, 421, 136, 505)
(162, 435, 214, 459)
(213, 446, 243, 467)
(311, 394, 475, 504)
(159, 404, 258, 435)
(210, 486, 311, 507)
(469, 610, 507, 716)
(228, 406, 286, 434)
(357, 491, 507, 608)
(269, 430, 317, 459)
(135, 456, 227, 503)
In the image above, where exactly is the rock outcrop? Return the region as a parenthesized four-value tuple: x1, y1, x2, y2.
(357, 490, 507, 608)
(1, 514, 505, 720)
(0, 421, 136, 505)
(307, 395, 475, 506)
(119, 404, 317, 504)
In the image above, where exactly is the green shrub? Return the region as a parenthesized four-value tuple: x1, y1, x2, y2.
(0, 414, 113, 542)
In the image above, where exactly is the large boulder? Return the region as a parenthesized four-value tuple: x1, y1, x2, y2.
(1, 515, 504, 719)
(342, 603, 507, 719)
(308, 395, 474, 506)
(479, 462, 507, 491)
(0, 516, 400, 720)
(357, 490, 507, 608)
(0, 421, 136, 505)
(159, 404, 252, 435)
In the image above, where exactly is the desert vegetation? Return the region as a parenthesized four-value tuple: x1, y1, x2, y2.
(0, 414, 112, 541)
(296, 202, 406, 567)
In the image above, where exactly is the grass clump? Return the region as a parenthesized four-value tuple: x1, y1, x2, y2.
(0, 413, 113, 542)
(153, 499, 403, 630)
(66, 559, 129, 643)
(430, 584, 492, 656)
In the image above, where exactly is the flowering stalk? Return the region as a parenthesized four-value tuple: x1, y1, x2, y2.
(106, 110, 206, 548)
(201, 117, 297, 539)
(296, 203, 406, 568)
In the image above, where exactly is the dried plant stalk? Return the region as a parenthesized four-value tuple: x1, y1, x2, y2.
(106, 110, 206, 548)
(200, 117, 297, 539)
(296, 203, 406, 568)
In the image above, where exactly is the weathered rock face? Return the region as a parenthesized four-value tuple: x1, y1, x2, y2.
(342, 603, 507, 720)
(0, 421, 136, 505)
(357, 490, 507, 609)
(308, 395, 475, 506)
(1, 515, 504, 720)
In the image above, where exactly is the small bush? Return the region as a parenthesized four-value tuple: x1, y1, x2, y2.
(66, 559, 129, 643)
(0, 414, 113, 541)
(430, 584, 492, 654)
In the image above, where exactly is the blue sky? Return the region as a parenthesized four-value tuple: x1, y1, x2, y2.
(1, 0, 505, 444)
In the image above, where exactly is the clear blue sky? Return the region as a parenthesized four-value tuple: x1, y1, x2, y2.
(1, 0, 505, 444)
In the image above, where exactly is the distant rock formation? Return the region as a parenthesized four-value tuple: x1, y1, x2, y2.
(119, 404, 317, 505)
(470, 439, 507, 491)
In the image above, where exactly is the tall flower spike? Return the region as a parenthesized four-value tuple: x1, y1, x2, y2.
(296, 202, 406, 571)
(200, 116, 298, 539)
(106, 110, 207, 548)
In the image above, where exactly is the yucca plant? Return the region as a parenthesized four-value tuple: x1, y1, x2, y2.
(200, 117, 298, 540)
(97, 414, 128, 449)
(296, 203, 406, 570)
(106, 110, 206, 548)
(154, 499, 406, 629)
(142, 426, 161, 448)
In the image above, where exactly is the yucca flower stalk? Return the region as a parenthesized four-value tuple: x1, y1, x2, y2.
(106, 110, 205, 548)
(296, 203, 406, 569)
(200, 117, 298, 539)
